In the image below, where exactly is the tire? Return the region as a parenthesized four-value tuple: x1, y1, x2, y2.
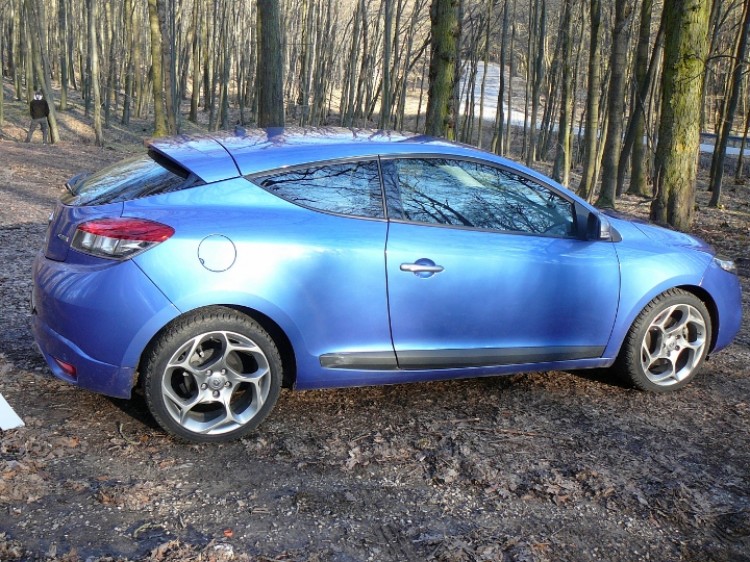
(616, 289, 711, 392)
(142, 306, 283, 443)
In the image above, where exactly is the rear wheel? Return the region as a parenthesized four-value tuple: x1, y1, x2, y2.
(142, 307, 282, 442)
(617, 289, 711, 392)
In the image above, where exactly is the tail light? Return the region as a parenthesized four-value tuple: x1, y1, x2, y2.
(71, 218, 175, 259)
(52, 356, 77, 378)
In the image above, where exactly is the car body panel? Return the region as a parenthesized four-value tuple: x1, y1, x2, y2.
(698, 258, 743, 351)
(385, 221, 621, 365)
(128, 178, 396, 388)
(31, 253, 180, 397)
(601, 218, 718, 358)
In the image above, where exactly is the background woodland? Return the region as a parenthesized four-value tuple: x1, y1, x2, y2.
(1, 0, 749, 229)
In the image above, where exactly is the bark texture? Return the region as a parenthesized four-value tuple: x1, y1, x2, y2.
(256, 0, 286, 128)
(650, 0, 710, 230)
(424, 0, 459, 139)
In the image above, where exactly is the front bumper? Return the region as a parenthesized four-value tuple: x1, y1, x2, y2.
(701, 258, 743, 352)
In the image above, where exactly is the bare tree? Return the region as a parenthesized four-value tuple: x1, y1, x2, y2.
(651, 0, 711, 230)
(578, 0, 603, 200)
(257, 0, 285, 127)
(596, 0, 634, 208)
(425, 0, 460, 138)
(709, 0, 750, 206)
(551, 0, 574, 186)
(147, 0, 168, 136)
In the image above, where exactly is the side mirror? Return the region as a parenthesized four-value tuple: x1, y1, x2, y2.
(587, 212, 605, 240)
(576, 204, 619, 241)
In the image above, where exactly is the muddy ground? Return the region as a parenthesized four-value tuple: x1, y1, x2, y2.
(1, 92, 749, 562)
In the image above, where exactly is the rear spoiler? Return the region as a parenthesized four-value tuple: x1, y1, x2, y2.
(145, 135, 241, 183)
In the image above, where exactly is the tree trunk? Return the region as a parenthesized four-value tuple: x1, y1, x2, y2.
(202, 1, 214, 113)
(121, 0, 134, 125)
(476, 0, 493, 148)
(342, 1, 362, 127)
(735, 103, 750, 182)
(189, 2, 202, 123)
(491, 0, 509, 155)
(650, 0, 710, 230)
(617, 27, 664, 196)
(596, 0, 634, 208)
(527, 0, 546, 164)
(57, 0, 69, 111)
(623, 0, 655, 197)
(147, 0, 168, 136)
(504, 1, 516, 153)
(87, 0, 102, 145)
(424, 0, 459, 139)
(156, 0, 177, 134)
(380, 0, 394, 128)
(552, 0, 573, 186)
(709, 0, 750, 206)
(256, 0, 285, 127)
(578, 0, 602, 200)
(103, 0, 115, 129)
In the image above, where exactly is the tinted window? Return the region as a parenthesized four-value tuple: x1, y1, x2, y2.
(393, 158, 575, 236)
(255, 161, 384, 219)
(63, 153, 202, 206)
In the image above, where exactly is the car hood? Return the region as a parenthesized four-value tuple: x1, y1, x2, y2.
(604, 210, 714, 254)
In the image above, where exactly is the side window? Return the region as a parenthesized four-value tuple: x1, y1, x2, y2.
(393, 158, 575, 236)
(254, 160, 384, 219)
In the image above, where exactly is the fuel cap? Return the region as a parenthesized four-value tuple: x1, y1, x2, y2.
(197, 234, 236, 272)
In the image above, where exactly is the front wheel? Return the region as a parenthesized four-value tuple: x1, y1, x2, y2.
(142, 307, 282, 442)
(616, 289, 711, 392)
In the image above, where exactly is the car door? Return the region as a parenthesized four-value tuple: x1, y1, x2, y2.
(383, 157, 621, 369)
(245, 159, 396, 374)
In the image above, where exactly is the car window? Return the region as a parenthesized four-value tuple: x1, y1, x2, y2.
(254, 160, 384, 219)
(62, 153, 203, 206)
(391, 158, 575, 236)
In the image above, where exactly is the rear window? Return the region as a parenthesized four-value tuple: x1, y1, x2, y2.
(253, 160, 384, 219)
(62, 152, 203, 206)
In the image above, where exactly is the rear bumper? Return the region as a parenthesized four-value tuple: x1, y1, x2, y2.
(31, 251, 179, 398)
(32, 318, 136, 398)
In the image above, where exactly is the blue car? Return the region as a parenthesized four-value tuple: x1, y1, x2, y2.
(31, 128, 742, 442)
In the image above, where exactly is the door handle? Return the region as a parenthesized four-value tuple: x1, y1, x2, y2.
(400, 259, 444, 277)
(400, 263, 444, 273)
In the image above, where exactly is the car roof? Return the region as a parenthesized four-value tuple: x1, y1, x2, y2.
(145, 127, 575, 204)
(146, 127, 488, 183)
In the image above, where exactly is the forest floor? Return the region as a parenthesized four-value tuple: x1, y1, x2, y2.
(1, 84, 750, 562)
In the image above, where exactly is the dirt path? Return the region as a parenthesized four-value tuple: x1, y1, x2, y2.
(1, 133, 749, 561)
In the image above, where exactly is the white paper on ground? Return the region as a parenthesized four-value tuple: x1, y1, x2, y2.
(0, 393, 24, 430)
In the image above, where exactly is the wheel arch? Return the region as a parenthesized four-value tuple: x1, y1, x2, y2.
(224, 304, 298, 388)
(610, 284, 717, 361)
(675, 284, 719, 352)
(136, 304, 298, 390)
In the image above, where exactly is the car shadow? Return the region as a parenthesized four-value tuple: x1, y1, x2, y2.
(564, 368, 631, 390)
(105, 391, 162, 432)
